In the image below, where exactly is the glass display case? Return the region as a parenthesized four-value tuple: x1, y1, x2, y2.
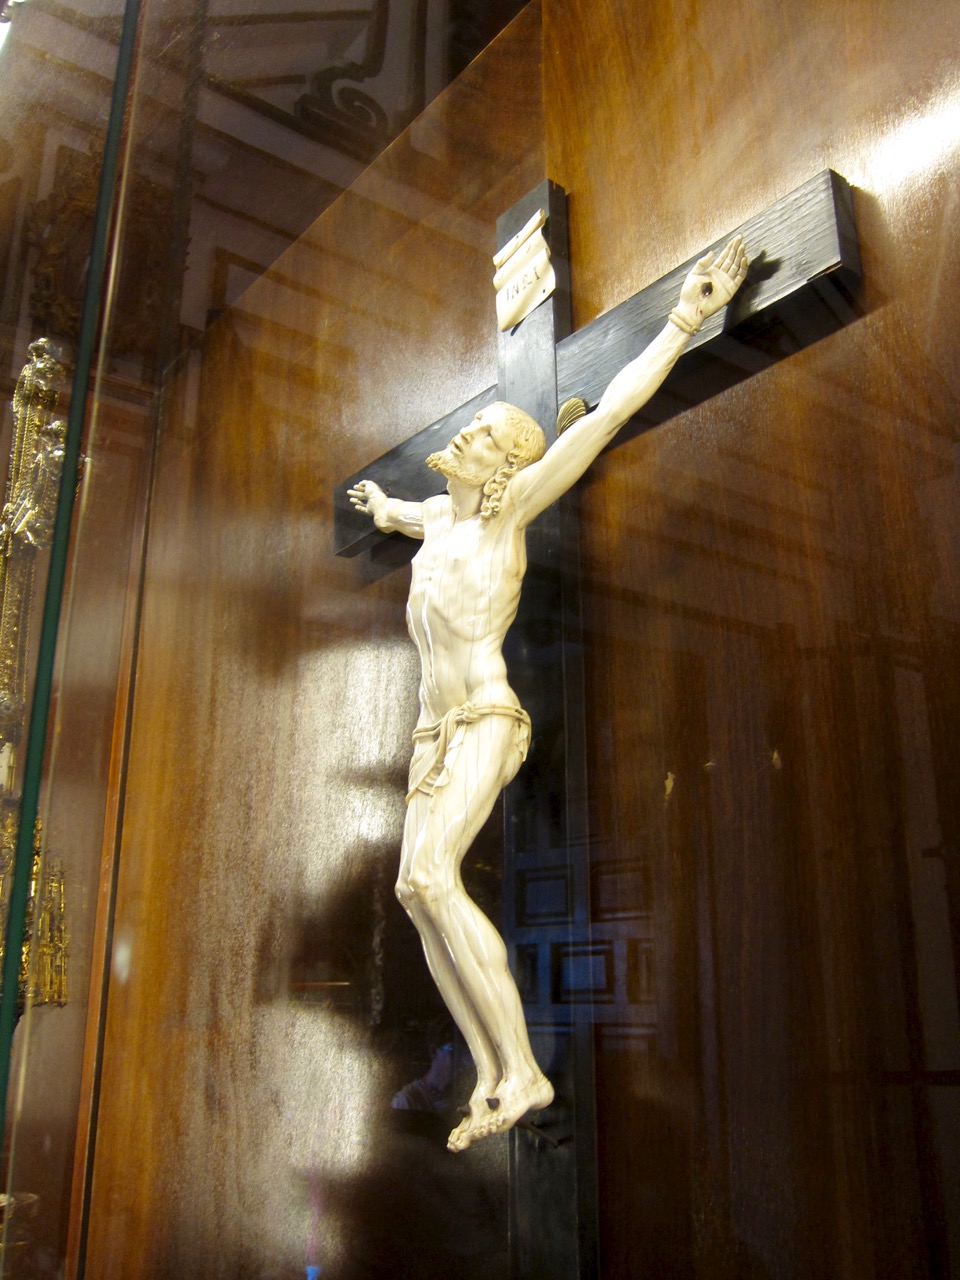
(0, 1, 959, 1277)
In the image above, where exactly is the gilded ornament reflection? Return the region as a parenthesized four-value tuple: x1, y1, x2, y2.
(0, 339, 69, 1012)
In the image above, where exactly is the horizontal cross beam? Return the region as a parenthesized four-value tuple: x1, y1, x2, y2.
(333, 168, 860, 557)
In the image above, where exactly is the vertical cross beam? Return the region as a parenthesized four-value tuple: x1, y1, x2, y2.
(496, 180, 599, 1280)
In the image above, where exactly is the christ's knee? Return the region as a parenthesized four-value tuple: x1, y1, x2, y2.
(395, 868, 448, 920)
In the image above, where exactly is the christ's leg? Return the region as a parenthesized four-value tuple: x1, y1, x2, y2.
(396, 714, 552, 1149)
(398, 794, 502, 1108)
(398, 791, 509, 1151)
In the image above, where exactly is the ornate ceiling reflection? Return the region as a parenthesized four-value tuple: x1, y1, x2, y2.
(0, 0, 526, 377)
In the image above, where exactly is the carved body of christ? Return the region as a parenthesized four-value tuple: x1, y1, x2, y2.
(348, 237, 749, 1152)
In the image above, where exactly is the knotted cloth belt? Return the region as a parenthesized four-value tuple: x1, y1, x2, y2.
(406, 702, 532, 803)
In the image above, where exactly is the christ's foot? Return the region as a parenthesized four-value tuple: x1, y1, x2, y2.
(447, 1083, 500, 1153)
(447, 1114, 476, 1153)
(471, 1072, 554, 1144)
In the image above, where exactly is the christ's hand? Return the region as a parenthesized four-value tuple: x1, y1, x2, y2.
(672, 234, 749, 334)
(347, 479, 425, 539)
(348, 479, 390, 528)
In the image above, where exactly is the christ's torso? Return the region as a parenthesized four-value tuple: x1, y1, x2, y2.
(407, 493, 527, 723)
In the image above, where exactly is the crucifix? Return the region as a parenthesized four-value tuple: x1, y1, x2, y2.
(334, 170, 858, 1267)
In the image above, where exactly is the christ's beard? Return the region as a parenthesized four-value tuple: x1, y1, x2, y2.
(426, 450, 477, 485)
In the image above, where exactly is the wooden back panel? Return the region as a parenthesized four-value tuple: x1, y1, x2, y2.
(545, 0, 960, 1274)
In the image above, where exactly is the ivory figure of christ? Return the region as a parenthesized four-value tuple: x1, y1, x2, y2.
(349, 236, 748, 1152)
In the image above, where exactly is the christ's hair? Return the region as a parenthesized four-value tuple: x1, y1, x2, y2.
(480, 403, 546, 521)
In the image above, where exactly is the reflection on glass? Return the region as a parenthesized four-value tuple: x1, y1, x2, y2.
(391, 1040, 454, 1113)
(0, 340, 69, 1019)
(0, 0, 27, 56)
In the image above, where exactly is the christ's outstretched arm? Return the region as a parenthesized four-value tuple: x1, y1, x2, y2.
(347, 481, 424, 539)
(509, 235, 748, 527)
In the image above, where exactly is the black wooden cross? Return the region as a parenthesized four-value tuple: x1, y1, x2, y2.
(333, 170, 860, 558)
(333, 170, 860, 1279)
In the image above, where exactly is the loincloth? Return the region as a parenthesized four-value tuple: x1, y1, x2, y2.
(406, 702, 532, 803)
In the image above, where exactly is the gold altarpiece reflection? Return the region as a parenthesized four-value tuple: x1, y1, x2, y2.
(0, 337, 68, 1013)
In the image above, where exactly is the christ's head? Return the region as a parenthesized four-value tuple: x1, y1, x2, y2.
(427, 402, 545, 519)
